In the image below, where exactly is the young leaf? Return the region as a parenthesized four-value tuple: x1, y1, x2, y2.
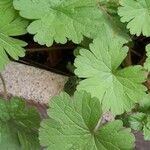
(143, 118, 150, 140)
(39, 91, 135, 150)
(139, 95, 150, 140)
(139, 93, 150, 113)
(127, 113, 150, 141)
(0, 0, 28, 71)
(144, 44, 150, 71)
(118, 0, 150, 36)
(128, 112, 147, 131)
(74, 36, 147, 115)
(129, 114, 150, 141)
(0, 97, 40, 150)
(125, 94, 150, 141)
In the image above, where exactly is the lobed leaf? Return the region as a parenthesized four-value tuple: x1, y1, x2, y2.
(14, 0, 129, 46)
(118, 0, 150, 36)
(74, 35, 147, 115)
(39, 91, 135, 150)
(0, 97, 40, 150)
(144, 44, 150, 71)
(143, 118, 150, 141)
(0, 0, 28, 71)
(127, 94, 150, 141)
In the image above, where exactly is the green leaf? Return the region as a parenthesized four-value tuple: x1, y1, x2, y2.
(128, 113, 147, 131)
(143, 118, 150, 140)
(98, 0, 130, 42)
(144, 44, 150, 71)
(74, 36, 147, 115)
(125, 112, 150, 141)
(64, 76, 81, 96)
(126, 94, 150, 141)
(39, 91, 135, 150)
(13, 0, 102, 46)
(99, 0, 121, 16)
(118, 0, 150, 36)
(0, 0, 28, 71)
(13, 0, 129, 46)
(0, 97, 40, 150)
(139, 93, 150, 113)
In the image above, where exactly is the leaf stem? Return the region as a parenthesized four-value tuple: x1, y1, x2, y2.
(94, 117, 102, 133)
(0, 73, 8, 100)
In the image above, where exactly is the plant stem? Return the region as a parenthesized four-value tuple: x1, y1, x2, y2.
(94, 117, 102, 133)
(0, 73, 8, 100)
(26, 45, 76, 52)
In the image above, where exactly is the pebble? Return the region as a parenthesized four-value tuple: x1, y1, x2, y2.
(0, 62, 68, 104)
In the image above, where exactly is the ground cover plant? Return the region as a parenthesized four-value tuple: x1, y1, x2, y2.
(0, 0, 150, 149)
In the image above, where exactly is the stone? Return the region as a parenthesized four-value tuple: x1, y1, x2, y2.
(0, 62, 68, 104)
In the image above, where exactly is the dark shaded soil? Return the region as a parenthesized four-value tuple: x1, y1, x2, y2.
(17, 34, 76, 76)
(134, 132, 150, 150)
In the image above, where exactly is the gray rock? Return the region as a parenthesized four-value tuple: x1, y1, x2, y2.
(0, 62, 68, 104)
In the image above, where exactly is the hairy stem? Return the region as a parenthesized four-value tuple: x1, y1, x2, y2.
(0, 73, 8, 100)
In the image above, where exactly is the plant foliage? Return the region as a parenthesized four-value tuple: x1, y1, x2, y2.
(118, 0, 150, 36)
(0, 97, 40, 150)
(39, 91, 135, 150)
(0, 0, 28, 71)
(123, 94, 150, 141)
(74, 35, 147, 115)
(0, 0, 150, 149)
(13, 0, 102, 46)
(13, 0, 130, 46)
(144, 44, 150, 71)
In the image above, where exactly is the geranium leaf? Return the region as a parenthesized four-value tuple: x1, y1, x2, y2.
(0, 0, 28, 71)
(39, 91, 135, 150)
(128, 113, 147, 131)
(74, 36, 147, 115)
(0, 97, 40, 150)
(143, 118, 150, 141)
(118, 0, 150, 36)
(13, 0, 129, 46)
(144, 44, 150, 71)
